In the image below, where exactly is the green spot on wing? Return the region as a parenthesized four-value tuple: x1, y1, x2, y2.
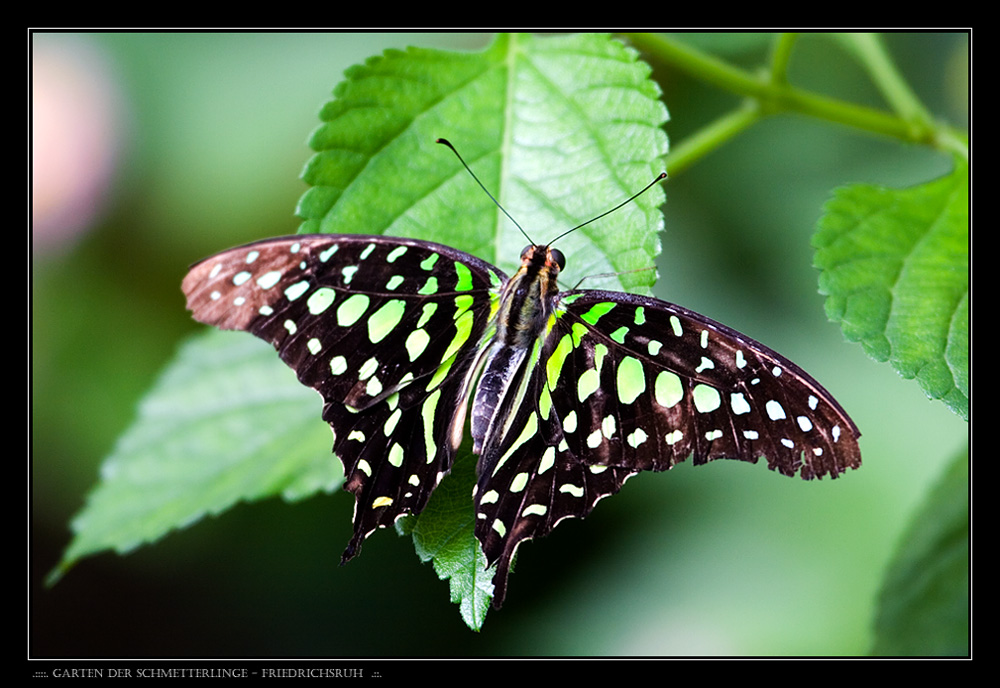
(307, 287, 336, 315)
(669, 315, 682, 337)
(368, 299, 406, 343)
(546, 333, 575, 390)
(494, 413, 538, 475)
(693, 384, 721, 413)
(509, 472, 529, 492)
(539, 446, 556, 474)
(405, 329, 430, 362)
(337, 294, 369, 327)
(418, 276, 439, 295)
(581, 302, 615, 325)
(577, 368, 600, 403)
(616, 356, 646, 404)
(284, 280, 310, 301)
(416, 302, 437, 328)
(654, 371, 683, 408)
(388, 442, 404, 467)
(454, 293, 474, 315)
(421, 389, 440, 462)
(454, 261, 473, 291)
(420, 253, 439, 271)
(441, 310, 475, 364)
(256, 271, 282, 289)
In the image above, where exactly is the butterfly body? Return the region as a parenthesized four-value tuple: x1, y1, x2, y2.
(183, 229, 860, 608)
(472, 244, 562, 455)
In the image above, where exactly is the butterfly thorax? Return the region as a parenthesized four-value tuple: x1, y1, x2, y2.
(495, 245, 563, 345)
(470, 244, 563, 459)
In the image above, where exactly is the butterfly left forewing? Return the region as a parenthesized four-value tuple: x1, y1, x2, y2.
(183, 234, 506, 560)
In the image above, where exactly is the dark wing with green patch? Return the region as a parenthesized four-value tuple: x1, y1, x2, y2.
(474, 288, 861, 606)
(182, 234, 505, 561)
(551, 290, 861, 476)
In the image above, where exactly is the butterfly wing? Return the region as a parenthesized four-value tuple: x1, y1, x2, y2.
(474, 288, 861, 606)
(552, 290, 861, 476)
(182, 234, 506, 560)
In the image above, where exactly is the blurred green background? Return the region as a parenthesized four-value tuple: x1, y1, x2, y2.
(31, 32, 968, 656)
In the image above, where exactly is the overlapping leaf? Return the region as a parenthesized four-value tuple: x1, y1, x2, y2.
(813, 157, 969, 420)
(52, 330, 337, 582)
(872, 449, 969, 656)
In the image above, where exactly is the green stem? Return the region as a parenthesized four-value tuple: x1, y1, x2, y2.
(774, 83, 929, 141)
(631, 32, 768, 100)
(768, 32, 799, 85)
(837, 32, 935, 127)
(665, 103, 761, 176)
(628, 33, 962, 162)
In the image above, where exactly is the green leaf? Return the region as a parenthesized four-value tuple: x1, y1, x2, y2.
(298, 32, 669, 292)
(813, 156, 968, 420)
(872, 449, 969, 656)
(301, 32, 668, 625)
(52, 330, 338, 583)
(57, 32, 669, 630)
(396, 445, 493, 632)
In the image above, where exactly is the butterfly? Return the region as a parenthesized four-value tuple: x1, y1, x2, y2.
(182, 139, 861, 608)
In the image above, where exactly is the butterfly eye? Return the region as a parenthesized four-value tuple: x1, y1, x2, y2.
(520, 245, 533, 261)
(548, 247, 566, 271)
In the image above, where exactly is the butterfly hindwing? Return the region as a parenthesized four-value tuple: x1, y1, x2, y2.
(473, 385, 637, 606)
(182, 234, 506, 560)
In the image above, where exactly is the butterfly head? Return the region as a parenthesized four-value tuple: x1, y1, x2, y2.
(520, 244, 566, 274)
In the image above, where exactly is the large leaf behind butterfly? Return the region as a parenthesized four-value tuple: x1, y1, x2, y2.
(57, 33, 669, 629)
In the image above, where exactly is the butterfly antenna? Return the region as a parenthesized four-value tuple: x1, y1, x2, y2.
(546, 171, 667, 247)
(436, 138, 534, 245)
